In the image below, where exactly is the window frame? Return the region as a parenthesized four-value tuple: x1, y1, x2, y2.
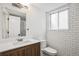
(48, 6, 69, 31)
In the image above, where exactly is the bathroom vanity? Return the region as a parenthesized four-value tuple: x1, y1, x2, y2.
(0, 4, 43, 56)
(0, 38, 41, 56)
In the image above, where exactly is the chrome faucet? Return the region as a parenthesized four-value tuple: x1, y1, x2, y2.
(17, 34, 23, 42)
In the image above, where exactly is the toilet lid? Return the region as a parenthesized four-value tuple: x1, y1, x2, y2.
(42, 47, 57, 53)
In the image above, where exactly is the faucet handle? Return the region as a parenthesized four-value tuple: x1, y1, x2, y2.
(18, 34, 21, 36)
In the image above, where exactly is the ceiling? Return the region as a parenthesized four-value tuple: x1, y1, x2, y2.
(31, 3, 67, 12)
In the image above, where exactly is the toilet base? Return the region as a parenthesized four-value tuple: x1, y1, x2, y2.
(42, 51, 57, 56)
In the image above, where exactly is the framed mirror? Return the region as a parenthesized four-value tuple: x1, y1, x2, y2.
(1, 3, 26, 38)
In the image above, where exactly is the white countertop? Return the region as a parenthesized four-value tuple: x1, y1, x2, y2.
(0, 37, 42, 53)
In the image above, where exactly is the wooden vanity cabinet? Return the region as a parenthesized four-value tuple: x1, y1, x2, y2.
(0, 42, 40, 56)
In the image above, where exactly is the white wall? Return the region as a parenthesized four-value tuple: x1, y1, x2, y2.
(26, 4, 46, 40)
(32, 3, 66, 12)
(0, 6, 3, 39)
(47, 3, 79, 56)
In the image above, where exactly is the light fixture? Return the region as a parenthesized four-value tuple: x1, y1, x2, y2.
(12, 3, 29, 9)
(20, 3, 30, 8)
(21, 3, 30, 6)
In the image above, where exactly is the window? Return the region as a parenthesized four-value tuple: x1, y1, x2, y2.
(50, 13, 58, 30)
(50, 9, 68, 30)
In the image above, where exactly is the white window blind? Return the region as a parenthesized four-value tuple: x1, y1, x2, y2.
(59, 10, 68, 30)
(50, 13, 58, 30)
(50, 9, 68, 30)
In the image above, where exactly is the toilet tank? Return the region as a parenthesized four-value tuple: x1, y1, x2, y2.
(40, 40, 47, 49)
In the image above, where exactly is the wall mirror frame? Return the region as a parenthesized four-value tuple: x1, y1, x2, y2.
(1, 4, 26, 39)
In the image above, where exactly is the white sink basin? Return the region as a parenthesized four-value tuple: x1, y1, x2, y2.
(13, 40, 31, 45)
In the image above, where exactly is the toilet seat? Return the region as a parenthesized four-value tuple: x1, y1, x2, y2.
(42, 47, 57, 56)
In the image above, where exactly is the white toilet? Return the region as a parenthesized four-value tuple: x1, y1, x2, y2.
(42, 47, 57, 56)
(40, 40, 57, 56)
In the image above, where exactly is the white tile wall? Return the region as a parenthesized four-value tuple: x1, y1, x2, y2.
(47, 3, 79, 56)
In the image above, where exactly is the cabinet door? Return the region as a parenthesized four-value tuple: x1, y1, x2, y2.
(26, 42, 40, 56)
(25, 42, 40, 56)
(31, 43, 40, 56)
(16, 47, 25, 56)
(25, 47, 32, 56)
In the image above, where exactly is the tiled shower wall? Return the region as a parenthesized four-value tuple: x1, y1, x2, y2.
(47, 3, 79, 56)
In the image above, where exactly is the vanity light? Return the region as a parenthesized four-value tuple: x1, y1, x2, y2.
(21, 3, 30, 8)
(21, 3, 30, 6)
(12, 3, 29, 9)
